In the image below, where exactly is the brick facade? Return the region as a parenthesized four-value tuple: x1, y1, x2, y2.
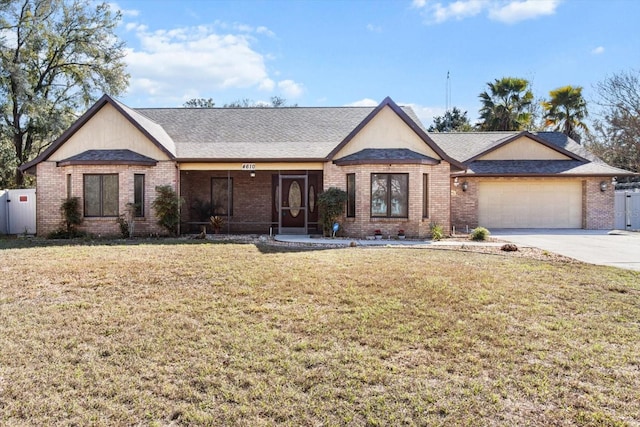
(450, 176, 615, 231)
(323, 161, 451, 239)
(35, 160, 178, 237)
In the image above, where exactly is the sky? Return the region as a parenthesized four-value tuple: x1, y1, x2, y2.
(111, 0, 640, 127)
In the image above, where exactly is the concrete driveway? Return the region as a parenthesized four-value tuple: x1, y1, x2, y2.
(491, 229, 640, 272)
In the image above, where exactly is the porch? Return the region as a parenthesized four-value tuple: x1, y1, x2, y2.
(180, 168, 323, 235)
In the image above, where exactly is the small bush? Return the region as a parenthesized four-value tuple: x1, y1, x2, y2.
(48, 197, 84, 239)
(471, 227, 490, 241)
(430, 223, 444, 241)
(317, 187, 348, 237)
(151, 185, 183, 236)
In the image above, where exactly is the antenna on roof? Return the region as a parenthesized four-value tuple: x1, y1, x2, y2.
(445, 71, 451, 131)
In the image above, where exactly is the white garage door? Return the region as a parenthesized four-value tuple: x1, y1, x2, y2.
(478, 180, 582, 228)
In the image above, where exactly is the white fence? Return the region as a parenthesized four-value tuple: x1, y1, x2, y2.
(614, 191, 640, 230)
(0, 189, 37, 235)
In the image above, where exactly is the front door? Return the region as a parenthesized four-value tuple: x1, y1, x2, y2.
(279, 176, 307, 234)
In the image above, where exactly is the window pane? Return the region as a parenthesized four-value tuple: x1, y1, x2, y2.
(347, 174, 355, 217)
(102, 175, 119, 216)
(84, 175, 101, 216)
(390, 174, 408, 217)
(212, 178, 232, 216)
(134, 174, 144, 217)
(423, 174, 429, 218)
(371, 174, 388, 217)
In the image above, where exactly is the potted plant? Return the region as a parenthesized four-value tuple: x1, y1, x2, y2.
(397, 229, 405, 240)
(374, 229, 382, 240)
(210, 215, 225, 234)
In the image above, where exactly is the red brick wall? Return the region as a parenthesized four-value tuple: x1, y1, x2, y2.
(323, 162, 451, 238)
(584, 177, 615, 229)
(35, 161, 178, 237)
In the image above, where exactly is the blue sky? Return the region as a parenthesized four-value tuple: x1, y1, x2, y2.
(112, 0, 640, 126)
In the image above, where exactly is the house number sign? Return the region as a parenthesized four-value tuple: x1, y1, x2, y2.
(241, 163, 256, 170)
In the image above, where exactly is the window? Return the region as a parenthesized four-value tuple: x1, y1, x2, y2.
(84, 174, 119, 217)
(346, 174, 356, 217)
(212, 177, 233, 216)
(371, 173, 408, 218)
(134, 174, 145, 217)
(423, 174, 429, 218)
(66, 174, 72, 199)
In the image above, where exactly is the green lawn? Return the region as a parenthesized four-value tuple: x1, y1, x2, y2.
(0, 240, 639, 426)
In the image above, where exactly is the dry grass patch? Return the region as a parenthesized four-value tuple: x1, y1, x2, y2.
(0, 240, 639, 426)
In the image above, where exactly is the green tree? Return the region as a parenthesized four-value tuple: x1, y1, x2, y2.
(428, 107, 472, 132)
(477, 77, 533, 131)
(542, 85, 589, 142)
(586, 69, 640, 174)
(0, 0, 128, 187)
(183, 98, 215, 108)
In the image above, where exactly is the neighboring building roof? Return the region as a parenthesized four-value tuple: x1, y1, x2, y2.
(57, 149, 158, 166)
(333, 149, 440, 166)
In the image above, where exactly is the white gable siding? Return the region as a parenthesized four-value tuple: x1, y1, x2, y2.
(49, 103, 171, 161)
(333, 106, 441, 160)
(479, 136, 571, 161)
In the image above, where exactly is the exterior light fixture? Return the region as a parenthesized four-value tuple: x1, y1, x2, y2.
(600, 181, 607, 192)
(462, 181, 469, 192)
(250, 171, 256, 178)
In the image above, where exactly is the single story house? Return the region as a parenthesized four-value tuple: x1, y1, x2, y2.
(20, 94, 633, 237)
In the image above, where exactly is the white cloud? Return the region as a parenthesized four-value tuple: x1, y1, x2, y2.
(488, 0, 560, 24)
(277, 80, 304, 98)
(108, 2, 140, 17)
(122, 22, 294, 104)
(256, 26, 276, 37)
(366, 23, 382, 33)
(432, 0, 487, 23)
(591, 46, 605, 55)
(345, 98, 379, 107)
(419, 0, 560, 24)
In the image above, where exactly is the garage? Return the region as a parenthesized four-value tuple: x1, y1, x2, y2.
(478, 180, 583, 228)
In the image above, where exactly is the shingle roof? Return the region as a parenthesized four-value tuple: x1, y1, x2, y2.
(57, 149, 157, 166)
(135, 106, 385, 160)
(427, 131, 591, 163)
(333, 149, 439, 165)
(463, 160, 630, 176)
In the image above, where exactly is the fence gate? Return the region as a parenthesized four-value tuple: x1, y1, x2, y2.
(1, 189, 36, 235)
(614, 191, 640, 230)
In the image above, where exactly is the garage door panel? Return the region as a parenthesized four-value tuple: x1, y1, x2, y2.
(479, 181, 582, 228)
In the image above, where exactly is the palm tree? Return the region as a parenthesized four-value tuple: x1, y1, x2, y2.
(542, 85, 589, 142)
(478, 77, 534, 131)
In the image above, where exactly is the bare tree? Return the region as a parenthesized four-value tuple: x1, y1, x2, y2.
(586, 69, 640, 174)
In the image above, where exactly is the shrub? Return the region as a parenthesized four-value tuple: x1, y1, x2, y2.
(471, 226, 490, 241)
(48, 197, 85, 239)
(151, 185, 183, 236)
(61, 197, 82, 234)
(430, 223, 444, 241)
(317, 187, 348, 237)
